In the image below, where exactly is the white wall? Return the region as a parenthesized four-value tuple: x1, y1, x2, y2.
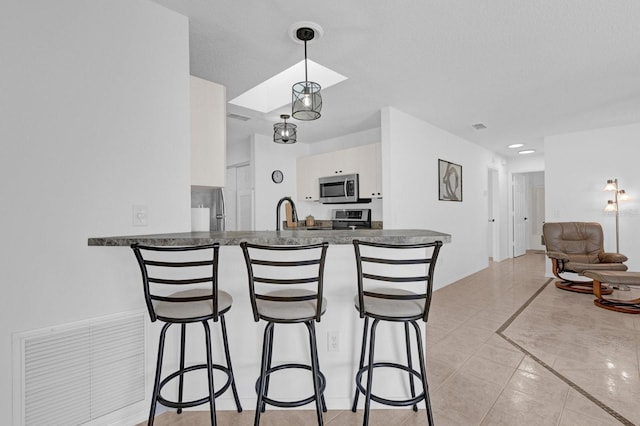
(545, 122, 640, 270)
(227, 137, 251, 167)
(307, 127, 381, 155)
(252, 133, 307, 230)
(381, 107, 509, 288)
(0, 1, 189, 424)
(508, 153, 545, 173)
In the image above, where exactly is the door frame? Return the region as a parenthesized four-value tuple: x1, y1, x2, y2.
(487, 168, 500, 261)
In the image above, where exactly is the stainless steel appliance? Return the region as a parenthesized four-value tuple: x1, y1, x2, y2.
(319, 173, 360, 204)
(191, 186, 226, 231)
(331, 208, 371, 230)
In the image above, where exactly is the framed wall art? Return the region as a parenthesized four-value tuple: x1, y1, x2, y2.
(438, 159, 462, 201)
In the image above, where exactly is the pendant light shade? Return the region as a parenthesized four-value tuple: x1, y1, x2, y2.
(292, 27, 322, 120)
(292, 81, 322, 120)
(273, 114, 297, 144)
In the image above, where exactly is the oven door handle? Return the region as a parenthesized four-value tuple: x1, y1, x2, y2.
(344, 178, 348, 197)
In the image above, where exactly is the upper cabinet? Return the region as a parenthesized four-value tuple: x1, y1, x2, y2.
(357, 143, 382, 198)
(296, 143, 382, 201)
(296, 154, 322, 201)
(315, 147, 359, 177)
(190, 76, 226, 187)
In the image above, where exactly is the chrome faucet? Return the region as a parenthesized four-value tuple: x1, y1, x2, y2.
(276, 196, 298, 231)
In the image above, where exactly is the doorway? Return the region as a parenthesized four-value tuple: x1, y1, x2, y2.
(512, 171, 546, 257)
(225, 163, 254, 231)
(487, 168, 499, 261)
(513, 174, 527, 257)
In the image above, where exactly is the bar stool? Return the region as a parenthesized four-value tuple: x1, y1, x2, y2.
(350, 240, 442, 426)
(240, 241, 329, 426)
(131, 243, 242, 426)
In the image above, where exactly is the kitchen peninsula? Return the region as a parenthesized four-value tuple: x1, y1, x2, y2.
(88, 228, 450, 247)
(89, 228, 450, 411)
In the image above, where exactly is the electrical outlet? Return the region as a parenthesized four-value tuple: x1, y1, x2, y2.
(133, 205, 148, 226)
(327, 331, 339, 352)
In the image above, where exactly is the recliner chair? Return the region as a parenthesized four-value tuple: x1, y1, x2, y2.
(542, 222, 628, 294)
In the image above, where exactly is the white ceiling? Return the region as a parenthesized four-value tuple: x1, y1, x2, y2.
(152, 0, 640, 158)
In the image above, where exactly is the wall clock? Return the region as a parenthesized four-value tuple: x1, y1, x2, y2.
(271, 169, 284, 184)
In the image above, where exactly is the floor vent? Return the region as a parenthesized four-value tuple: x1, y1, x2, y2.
(14, 312, 145, 426)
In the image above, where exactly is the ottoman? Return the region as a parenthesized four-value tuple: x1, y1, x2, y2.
(582, 270, 640, 314)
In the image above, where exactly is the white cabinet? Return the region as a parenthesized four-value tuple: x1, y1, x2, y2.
(296, 155, 321, 201)
(296, 143, 382, 201)
(316, 148, 359, 176)
(190, 76, 226, 187)
(357, 143, 382, 198)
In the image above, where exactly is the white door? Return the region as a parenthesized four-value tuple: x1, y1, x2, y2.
(236, 164, 253, 230)
(225, 163, 253, 231)
(513, 174, 527, 257)
(225, 167, 238, 231)
(487, 168, 499, 261)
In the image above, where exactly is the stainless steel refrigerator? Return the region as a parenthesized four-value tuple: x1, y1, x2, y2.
(191, 186, 225, 231)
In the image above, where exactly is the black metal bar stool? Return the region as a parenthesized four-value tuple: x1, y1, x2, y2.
(350, 240, 442, 426)
(240, 241, 329, 426)
(131, 243, 242, 426)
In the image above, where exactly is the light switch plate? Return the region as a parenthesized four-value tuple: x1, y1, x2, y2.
(133, 205, 148, 226)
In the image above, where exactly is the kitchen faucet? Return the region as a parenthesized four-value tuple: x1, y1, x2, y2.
(276, 196, 298, 231)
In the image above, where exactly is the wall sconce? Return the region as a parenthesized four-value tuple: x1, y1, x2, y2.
(603, 178, 630, 253)
(273, 114, 297, 144)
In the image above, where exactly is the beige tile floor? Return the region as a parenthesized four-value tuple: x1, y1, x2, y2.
(144, 252, 640, 425)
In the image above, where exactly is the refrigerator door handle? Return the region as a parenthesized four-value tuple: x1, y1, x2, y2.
(217, 188, 226, 231)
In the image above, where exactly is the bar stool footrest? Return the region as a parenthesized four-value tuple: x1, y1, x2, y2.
(157, 363, 234, 409)
(255, 363, 326, 408)
(355, 362, 426, 407)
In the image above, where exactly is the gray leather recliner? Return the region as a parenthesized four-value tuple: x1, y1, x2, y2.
(542, 222, 628, 294)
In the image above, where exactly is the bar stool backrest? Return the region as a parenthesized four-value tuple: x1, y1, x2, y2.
(353, 239, 443, 322)
(131, 243, 220, 322)
(241, 242, 329, 322)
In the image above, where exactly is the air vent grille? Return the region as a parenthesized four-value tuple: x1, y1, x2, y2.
(227, 113, 251, 121)
(15, 313, 145, 426)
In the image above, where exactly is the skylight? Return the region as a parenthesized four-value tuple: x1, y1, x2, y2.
(229, 60, 347, 113)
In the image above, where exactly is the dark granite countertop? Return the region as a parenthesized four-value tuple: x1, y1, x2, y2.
(88, 229, 451, 247)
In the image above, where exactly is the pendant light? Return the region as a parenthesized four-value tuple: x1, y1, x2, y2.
(292, 27, 322, 120)
(273, 114, 297, 144)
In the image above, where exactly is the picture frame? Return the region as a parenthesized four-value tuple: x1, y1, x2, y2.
(438, 159, 462, 201)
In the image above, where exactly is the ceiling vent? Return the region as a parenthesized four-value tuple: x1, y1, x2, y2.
(472, 123, 487, 130)
(227, 113, 251, 121)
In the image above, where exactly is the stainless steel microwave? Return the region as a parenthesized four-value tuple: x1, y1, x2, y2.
(319, 173, 359, 203)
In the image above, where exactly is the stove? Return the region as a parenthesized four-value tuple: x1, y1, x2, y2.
(331, 208, 372, 230)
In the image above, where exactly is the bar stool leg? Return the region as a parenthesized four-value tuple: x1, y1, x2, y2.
(404, 322, 418, 412)
(313, 335, 328, 413)
(220, 315, 243, 412)
(202, 320, 217, 426)
(410, 320, 433, 426)
(351, 316, 369, 412)
(149, 323, 171, 426)
(260, 324, 275, 413)
(363, 319, 380, 426)
(177, 324, 186, 414)
(255, 322, 274, 426)
(306, 321, 325, 425)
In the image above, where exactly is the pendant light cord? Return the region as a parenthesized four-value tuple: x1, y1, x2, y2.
(304, 40, 309, 84)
